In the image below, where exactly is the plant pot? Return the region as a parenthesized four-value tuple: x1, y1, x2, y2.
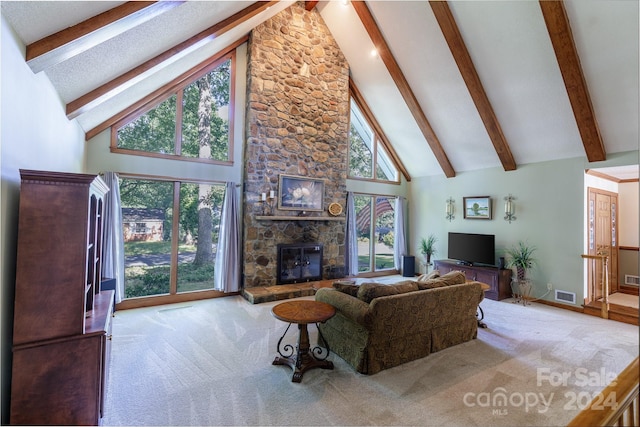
(516, 266, 526, 281)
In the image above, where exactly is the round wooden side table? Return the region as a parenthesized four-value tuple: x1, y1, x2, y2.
(271, 300, 336, 383)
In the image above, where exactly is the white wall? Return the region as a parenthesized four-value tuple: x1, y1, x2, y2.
(619, 181, 639, 247)
(408, 153, 638, 308)
(1, 15, 87, 423)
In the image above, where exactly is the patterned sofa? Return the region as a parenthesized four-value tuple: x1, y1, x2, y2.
(314, 271, 484, 375)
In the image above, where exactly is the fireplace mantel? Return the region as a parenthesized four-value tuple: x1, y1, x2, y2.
(255, 215, 344, 221)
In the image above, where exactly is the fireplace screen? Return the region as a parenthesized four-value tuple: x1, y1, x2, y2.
(277, 243, 323, 284)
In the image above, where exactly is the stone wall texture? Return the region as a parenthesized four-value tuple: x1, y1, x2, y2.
(243, 2, 350, 288)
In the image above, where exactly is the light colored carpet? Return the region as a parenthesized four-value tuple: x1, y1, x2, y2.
(102, 294, 639, 426)
(604, 292, 639, 309)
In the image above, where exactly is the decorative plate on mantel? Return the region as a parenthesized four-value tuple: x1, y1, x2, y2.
(328, 202, 343, 216)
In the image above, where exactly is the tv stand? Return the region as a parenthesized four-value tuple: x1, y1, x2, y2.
(456, 260, 473, 266)
(434, 259, 511, 301)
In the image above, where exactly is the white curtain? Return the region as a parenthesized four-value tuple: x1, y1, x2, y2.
(394, 196, 407, 270)
(345, 192, 359, 276)
(101, 172, 125, 304)
(214, 182, 241, 292)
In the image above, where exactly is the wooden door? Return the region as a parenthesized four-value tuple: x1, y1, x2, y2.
(588, 188, 619, 301)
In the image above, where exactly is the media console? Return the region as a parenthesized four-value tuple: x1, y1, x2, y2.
(433, 259, 512, 301)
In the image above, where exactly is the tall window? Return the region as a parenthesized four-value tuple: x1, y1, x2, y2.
(120, 177, 225, 300)
(113, 52, 234, 164)
(349, 98, 399, 182)
(354, 194, 396, 273)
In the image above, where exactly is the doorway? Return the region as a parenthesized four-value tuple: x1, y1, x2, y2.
(586, 187, 618, 303)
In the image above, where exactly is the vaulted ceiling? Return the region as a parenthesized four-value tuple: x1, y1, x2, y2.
(2, 1, 638, 179)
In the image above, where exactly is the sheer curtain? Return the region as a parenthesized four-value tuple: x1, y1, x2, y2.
(214, 182, 241, 292)
(101, 172, 125, 304)
(393, 196, 407, 271)
(345, 192, 359, 277)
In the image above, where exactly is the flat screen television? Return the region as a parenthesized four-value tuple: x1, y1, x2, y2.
(447, 232, 495, 266)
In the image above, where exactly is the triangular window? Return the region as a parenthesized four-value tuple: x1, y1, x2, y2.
(112, 53, 234, 165)
(348, 94, 399, 183)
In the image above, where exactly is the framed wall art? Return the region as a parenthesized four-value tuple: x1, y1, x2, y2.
(463, 196, 492, 219)
(278, 174, 325, 212)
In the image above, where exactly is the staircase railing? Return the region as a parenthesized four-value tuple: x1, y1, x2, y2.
(582, 253, 609, 319)
(568, 357, 639, 426)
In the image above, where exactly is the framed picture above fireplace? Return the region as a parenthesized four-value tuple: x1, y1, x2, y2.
(278, 174, 324, 212)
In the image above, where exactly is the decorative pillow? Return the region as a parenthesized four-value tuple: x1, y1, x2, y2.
(417, 271, 466, 290)
(357, 280, 419, 303)
(417, 270, 440, 282)
(417, 278, 448, 290)
(439, 270, 466, 286)
(332, 281, 359, 297)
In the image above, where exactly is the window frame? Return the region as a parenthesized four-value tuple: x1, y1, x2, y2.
(110, 50, 236, 166)
(117, 173, 228, 310)
(353, 192, 399, 276)
(348, 83, 402, 184)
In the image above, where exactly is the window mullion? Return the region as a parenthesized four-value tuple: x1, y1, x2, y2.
(170, 181, 180, 295)
(369, 196, 376, 272)
(372, 135, 379, 180)
(175, 90, 184, 156)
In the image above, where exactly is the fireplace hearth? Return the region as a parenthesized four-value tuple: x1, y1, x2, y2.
(277, 243, 323, 285)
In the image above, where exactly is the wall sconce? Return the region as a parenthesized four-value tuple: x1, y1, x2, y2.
(504, 194, 516, 223)
(445, 197, 455, 222)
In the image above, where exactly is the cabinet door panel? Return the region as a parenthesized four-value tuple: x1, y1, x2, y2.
(11, 336, 102, 425)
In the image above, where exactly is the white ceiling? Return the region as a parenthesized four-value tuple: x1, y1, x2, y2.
(2, 0, 638, 179)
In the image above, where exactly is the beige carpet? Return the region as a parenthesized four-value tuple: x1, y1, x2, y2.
(102, 294, 639, 426)
(604, 292, 639, 309)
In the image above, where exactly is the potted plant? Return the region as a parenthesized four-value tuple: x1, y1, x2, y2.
(419, 234, 438, 265)
(505, 241, 537, 281)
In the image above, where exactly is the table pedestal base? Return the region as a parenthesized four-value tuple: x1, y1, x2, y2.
(272, 354, 334, 383)
(477, 306, 488, 329)
(273, 323, 333, 383)
(512, 279, 532, 306)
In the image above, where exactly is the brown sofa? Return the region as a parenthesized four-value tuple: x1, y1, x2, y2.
(314, 271, 484, 374)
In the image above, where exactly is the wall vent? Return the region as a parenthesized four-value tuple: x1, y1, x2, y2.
(555, 290, 576, 304)
(624, 275, 640, 286)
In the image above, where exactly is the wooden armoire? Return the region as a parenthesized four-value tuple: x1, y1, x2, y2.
(10, 170, 113, 425)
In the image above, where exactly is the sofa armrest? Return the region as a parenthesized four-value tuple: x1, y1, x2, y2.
(315, 288, 369, 325)
(467, 281, 485, 303)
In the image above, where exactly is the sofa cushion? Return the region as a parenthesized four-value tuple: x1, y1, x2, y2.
(417, 270, 440, 282)
(357, 280, 419, 303)
(417, 278, 448, 290)
(332, 281, 359, 297)
(439, 270, 466, 286)
(417, 270, 466, 290)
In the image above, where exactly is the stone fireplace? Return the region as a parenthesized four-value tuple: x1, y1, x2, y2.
(242, 2, 349, 289)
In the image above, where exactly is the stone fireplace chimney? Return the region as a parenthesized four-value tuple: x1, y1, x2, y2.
(242, 2, 350, 288)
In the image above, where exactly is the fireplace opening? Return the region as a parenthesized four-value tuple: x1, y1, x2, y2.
(277, 243, 323, 284)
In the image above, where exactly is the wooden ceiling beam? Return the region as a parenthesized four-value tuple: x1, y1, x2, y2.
(305, 2, 319, 12)
(26, 2, 184, 73)
(350, 77, 411, 182)
(430, 1, 516, 172)
(66, 1, 279, 120)
(351, 1, 456, 178)
(539, 0, 606, 162)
